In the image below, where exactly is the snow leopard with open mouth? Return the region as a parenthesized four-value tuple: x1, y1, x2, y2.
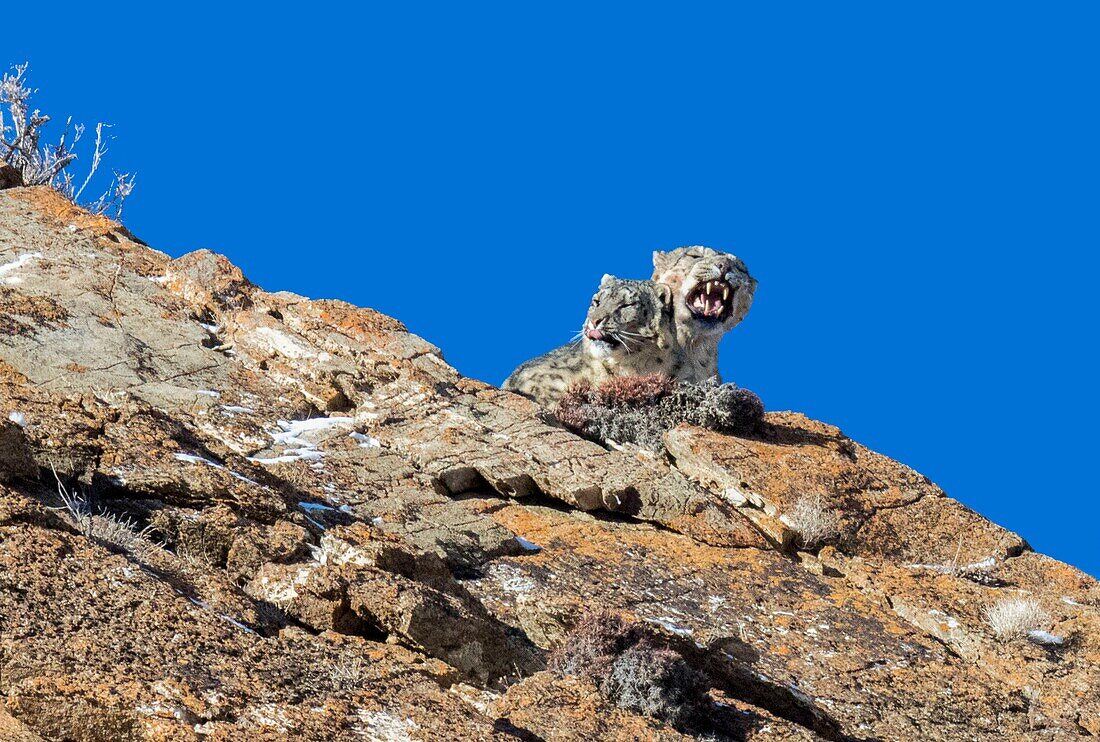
(652, 245, 756, 383)
(502, 275, 678, 406)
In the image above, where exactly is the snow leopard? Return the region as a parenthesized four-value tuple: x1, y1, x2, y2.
(502, 275, 678, 406)
(652, 245, 756, 383)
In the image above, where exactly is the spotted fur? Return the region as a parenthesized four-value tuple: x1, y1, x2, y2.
(503, 276, 678, 407)
(652, 246, 756, 383)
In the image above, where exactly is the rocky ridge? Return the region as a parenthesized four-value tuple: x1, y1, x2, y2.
(0, 185, 1096, 740)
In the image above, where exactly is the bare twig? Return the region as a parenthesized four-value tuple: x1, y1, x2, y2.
(2, 63, 133, 217)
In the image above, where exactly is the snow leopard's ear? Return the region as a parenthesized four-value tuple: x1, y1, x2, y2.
(652, 250, 673, 276)
(654, 282, 673, 310)
(599, 273, 616, 288)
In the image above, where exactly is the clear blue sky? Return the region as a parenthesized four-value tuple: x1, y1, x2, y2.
(9, 3, 1098, 576)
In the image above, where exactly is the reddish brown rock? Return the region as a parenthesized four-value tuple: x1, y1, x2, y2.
(0, 187, 1095, 740)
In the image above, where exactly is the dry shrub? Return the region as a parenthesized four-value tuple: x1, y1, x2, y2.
(784, 494, 841, 550)
(549, 609, 709, 729)
(604, 643, 708, 727)
(53, 474, 161, 559)
(2, 63, 133, 216)
(548, 609, 645, 678)
(587, 374, 676, 407)
(556, 374, 763, 450)
(985, 597, 1050, 641)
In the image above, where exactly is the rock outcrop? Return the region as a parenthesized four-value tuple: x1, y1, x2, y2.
(0, 186, 1096, 740)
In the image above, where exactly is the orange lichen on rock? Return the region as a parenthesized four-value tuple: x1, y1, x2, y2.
(0, 186, 1095, 740)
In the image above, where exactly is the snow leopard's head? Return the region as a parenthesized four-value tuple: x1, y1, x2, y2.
(582, 276, 673, 360)
(652, 246, 756, 339)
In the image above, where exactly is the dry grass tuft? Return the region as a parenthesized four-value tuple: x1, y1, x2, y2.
(783, 494, 841, 550)
(985, 597, 1050, 641)
(331, 657, 366, 691)
(51, 465, 160, 558)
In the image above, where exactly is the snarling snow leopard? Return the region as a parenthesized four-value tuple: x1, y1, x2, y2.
(503, 275, 679, 406)
(652, 245, 756, 383)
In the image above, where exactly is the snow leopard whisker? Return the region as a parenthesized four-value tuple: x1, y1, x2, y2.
(613, 332, 636, 353)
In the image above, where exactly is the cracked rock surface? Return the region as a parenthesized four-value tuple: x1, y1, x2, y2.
(0, 187, 1097, 740)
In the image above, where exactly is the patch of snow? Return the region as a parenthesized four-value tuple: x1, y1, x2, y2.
(147, 275, 169, 284)
(248, 416, 354, 466)
(1061, 596, 1084, 607)
(349, 431, 382, 448)
(173, 452, 258, 485)
(297, 502, 343, 526)
(299, 501, 337, 512)
(303, 514, 327, 530)
(7, 411, 26, 427)
(488, 563, 536, 594)
(248, 450, 322, 465)
(273, 416, 355, 446)
(514, 536, 541, 552)
(221, 405, 256, 414)
(0, 252, 42, 284)
(199, 322, 222, 333)
(219, 614, 259, 635)
(1028, 630, 1064, 646)
(371, 516, 385, 526)
(228, 470, 259, 485)
(648, 617, 695, 637)
(195, 390, 220, 398)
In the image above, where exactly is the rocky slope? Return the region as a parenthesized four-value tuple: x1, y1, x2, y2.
(0, 184, 1096, 741)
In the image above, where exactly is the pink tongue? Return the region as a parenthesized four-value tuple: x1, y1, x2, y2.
(695, 293, 724, 317)
(585, 328, 606, 341)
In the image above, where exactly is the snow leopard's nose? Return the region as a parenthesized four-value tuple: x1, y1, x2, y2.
(584, 327, 607, 341)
